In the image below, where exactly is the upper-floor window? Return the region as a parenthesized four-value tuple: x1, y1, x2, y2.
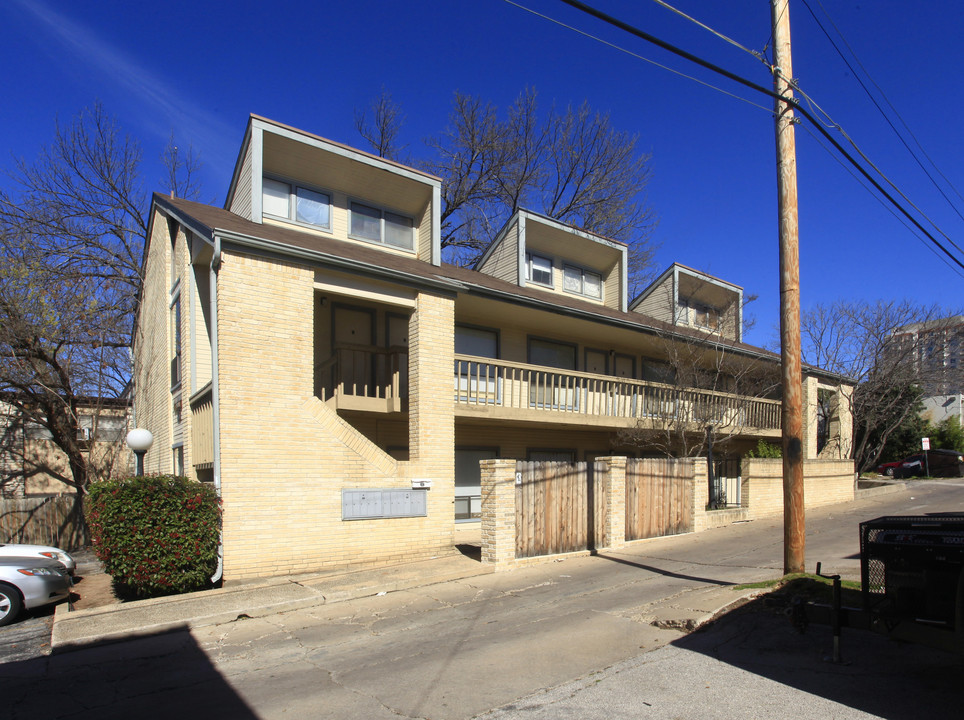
(263, 177, 331, 230)
(525, 253, 553, 287)
(563, 265, 602, 299)
(171, 295, 182, 388)
(681, 299, 720, 331)
(349, 202, 414, 250)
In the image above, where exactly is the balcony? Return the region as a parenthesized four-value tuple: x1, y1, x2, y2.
(317, 344, 407, 413)
(315, 346, 781, 433)
(453, 354, 781, 432)
(190, 384, 214, 469)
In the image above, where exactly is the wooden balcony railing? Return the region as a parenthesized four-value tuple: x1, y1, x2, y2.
(453, 354, 781, 430)
(315, 346, 781, 430)
(317, 344, 407, 412)
(190, 384, 214, 469)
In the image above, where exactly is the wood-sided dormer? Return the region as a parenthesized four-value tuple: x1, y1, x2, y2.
(474, 209, 628, 312)
(224, 115, 442, 265)
(630, 263, 744, 342)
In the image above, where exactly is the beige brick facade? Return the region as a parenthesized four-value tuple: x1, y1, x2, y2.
(131, 116, 857, 583)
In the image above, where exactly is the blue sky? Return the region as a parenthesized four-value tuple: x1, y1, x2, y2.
(2, 0, 962, 347)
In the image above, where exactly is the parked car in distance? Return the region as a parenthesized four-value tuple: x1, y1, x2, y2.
(0, 557, 72, 626)
(0, 544, 75, 574)
(877, 460, 903, 477)
(893, 449, 964, 479)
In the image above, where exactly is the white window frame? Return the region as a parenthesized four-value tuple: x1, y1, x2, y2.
(563, 264, 602, 299)
(525, 253, 554, 287)
(262, 176, 332, 231)
(349, 201, 415, 251)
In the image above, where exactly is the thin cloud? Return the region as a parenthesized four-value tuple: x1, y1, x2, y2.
(10, 0, 237, 170)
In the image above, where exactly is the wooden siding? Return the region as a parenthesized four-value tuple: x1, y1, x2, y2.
(477, 224, 519, 284)
(229, 140, 253, 220)
(625, 458, 693, 540)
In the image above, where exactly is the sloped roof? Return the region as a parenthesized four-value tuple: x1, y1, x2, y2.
(154, 194, 849, 382)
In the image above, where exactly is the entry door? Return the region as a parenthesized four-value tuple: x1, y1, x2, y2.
(455, 448, 498, 521)
(333, 306, 374, 395)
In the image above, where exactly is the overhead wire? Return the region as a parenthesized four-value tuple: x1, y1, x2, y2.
(500, 0, 772, 114)
(646, 0, 769, 66)
(532, 0, 964, 272)
(810, 0, 964, 209)
(799, 123, 964, 281)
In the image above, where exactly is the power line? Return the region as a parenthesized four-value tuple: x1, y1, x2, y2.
(646, 0, 768, 66)
(501, 0, 772, 114)
(807, 0, 964, 215)
(546, 0, 964, 272)
(800, 123, 964, 281)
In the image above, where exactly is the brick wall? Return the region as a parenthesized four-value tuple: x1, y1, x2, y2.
(215, 250, 456, 580)
(744, 458, 855, 520)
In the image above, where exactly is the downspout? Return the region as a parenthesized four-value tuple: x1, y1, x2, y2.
(209, 236, 224, 583)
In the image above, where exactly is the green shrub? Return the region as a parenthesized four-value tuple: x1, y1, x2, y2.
(85, 475, 221, 600)
(746, 440, 782, 459)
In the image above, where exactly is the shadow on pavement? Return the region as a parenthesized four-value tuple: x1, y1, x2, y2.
(594, 552, 737, 586)
(1, 625, 259, 719)
(673, 595, 964, 719)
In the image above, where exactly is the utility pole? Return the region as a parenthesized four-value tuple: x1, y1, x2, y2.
(771, 0, 805, 574)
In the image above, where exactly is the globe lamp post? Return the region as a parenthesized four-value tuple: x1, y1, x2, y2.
(126, 428, 154, 476)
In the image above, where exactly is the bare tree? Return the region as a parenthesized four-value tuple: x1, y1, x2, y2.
(801, 300, 963, 473)
(358, 88, 659, 280)
(616, 330, 781, 460)
(354, 87, 406, 161)
(0, 103, 200, 493)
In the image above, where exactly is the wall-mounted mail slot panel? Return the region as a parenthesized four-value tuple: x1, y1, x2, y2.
(342, 489, 427, 520)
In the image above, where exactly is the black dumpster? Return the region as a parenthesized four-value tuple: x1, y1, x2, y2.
(860, 514, 964, 630)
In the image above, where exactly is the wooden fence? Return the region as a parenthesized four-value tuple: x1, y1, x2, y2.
(625, 458, 693, 541)
(515, 460, 608, 558)
(0, 496, 87, 550)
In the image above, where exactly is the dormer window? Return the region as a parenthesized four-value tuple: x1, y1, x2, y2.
(563, 265, 602, 299)
(681, 298, 720, 331)
(525, 253, 553, 287)
(350, 202, 414, 250)
(262, 177, 331, 230)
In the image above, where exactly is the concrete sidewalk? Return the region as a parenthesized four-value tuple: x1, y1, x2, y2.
(50, 484, 905, 653)
(52, 532, 761, 653)
(52, 544, 495, 651)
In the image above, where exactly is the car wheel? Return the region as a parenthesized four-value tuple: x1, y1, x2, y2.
(885, 467, 894, 477)
(0, 583, 23, 627)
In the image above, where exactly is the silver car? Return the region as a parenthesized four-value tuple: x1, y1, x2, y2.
(0, 543, 76, 574)
(0, 557, 72, 626)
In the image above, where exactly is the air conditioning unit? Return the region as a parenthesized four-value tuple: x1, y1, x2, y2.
(77, 427, 91, 441)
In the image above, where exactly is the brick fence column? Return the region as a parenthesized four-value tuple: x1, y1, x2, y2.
(690, 457, 708, 532)
(481, 458, 517, 568)
(598, 457, 626, 549)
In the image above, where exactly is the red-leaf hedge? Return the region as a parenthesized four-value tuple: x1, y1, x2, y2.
(86, 475, 221, 600)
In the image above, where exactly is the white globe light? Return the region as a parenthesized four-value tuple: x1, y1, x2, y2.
(126, 428, 154, 452)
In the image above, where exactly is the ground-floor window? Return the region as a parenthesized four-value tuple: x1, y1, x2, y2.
(455, 447, 498, 522)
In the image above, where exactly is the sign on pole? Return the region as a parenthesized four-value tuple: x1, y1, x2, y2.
(922, 437, 931, 450)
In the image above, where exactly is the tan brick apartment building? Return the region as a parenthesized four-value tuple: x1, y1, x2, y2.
(132, 115, 854, 581)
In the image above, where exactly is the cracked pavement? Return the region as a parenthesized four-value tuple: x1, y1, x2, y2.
(3, 480, 963, 719)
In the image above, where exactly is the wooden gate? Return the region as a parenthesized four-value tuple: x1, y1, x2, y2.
(515, 461, 608, 559)
(625, 458, 693, 540)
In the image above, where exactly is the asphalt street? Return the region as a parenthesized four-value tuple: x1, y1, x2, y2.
(3, 479, 964, 719)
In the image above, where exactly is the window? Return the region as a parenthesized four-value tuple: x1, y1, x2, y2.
(79, 414, 127, 442)
(349, 202, 414, 250)
(262, 177, 331, 230)
(173, 446, 184, 476)
(563, 265, 602, 299)
(525, 253, 553, 286)
(681, 299, 719, 331)
(171, 296, 182, 388)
